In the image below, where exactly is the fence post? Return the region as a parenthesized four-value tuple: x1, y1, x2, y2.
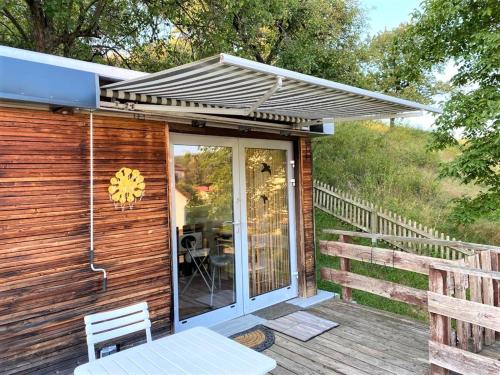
(429, 265, 449, 375)
(480, 251, 495, 345)
(339, 234, 352, 302)
(467, 254, 484, 352)
(370, 206, 378, 245)
(494, 252, 500, 341)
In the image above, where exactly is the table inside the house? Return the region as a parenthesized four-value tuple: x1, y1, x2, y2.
(74, 326, 276, 375)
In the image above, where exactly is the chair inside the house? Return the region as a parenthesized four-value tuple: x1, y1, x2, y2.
(177, 222, 236, 320)
(179, 230, 234, 309)
(84, 302, 152, 361)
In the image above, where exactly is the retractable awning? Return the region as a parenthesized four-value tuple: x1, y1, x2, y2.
(101, 54, 441, 124)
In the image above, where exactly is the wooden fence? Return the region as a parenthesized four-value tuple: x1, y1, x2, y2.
(428, 257, 500, 374)
(319, 231, 500, 375)
(319, 235, 457, 309)
(313, 180, 474, 259)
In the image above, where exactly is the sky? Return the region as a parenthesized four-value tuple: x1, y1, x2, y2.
(360, 0, 422, 37)
(359, 0, 456, 130)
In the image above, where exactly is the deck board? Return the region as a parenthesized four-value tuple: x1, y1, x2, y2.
(264, 299, 430, 375)
(29, 297, 498, 374)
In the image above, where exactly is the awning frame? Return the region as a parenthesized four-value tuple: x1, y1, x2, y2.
(101, 53, 442, 125)
(98, 101, 324, 137)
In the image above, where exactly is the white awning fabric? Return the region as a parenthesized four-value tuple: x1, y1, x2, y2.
(102, 54, 441, 124)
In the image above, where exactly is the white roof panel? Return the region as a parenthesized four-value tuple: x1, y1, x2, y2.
(103, 53, 441, 123)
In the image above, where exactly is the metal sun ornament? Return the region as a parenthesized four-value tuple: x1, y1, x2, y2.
(108, 167, 146, 210)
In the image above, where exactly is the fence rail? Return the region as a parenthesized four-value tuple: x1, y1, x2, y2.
(313, 180, 474, 259)
(320, 236, 437, 308)
(320, 233, 500, 375)
(428, 258, 500, 374)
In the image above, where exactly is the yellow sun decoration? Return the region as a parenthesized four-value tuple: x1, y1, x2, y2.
(108, 167, 146, 210)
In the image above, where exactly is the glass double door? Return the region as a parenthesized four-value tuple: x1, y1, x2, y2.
(171, 134, 297, 331)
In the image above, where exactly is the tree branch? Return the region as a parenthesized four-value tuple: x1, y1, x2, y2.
(231, 11, 265, 63)
(2, 8, 29, 42)
(265, 19, 286, 64)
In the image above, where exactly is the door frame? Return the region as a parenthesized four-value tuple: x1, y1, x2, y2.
(169, 133, 298, 331)
(169, 134, 244, 332)
(238, 138, 298, 313)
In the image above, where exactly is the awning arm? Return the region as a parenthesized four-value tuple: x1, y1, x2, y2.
(330, 111, 424, 123)
(246, 76, 283, 115)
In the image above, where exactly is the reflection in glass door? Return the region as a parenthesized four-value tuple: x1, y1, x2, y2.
(245, 148, 291, 297)
(173, 144, 237, 322)
(171, 135, 297, 330)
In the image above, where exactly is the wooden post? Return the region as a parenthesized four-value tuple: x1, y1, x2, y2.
(453, 259, 469, 350)
(492, 252, 499, 308)
(494, 253, 500, 340)
(467, 254, 484, 352)
(480, 251, 495, 345)
(370, 207, 378, 245)
(429, 266, 449, 375)
(339, 234, 352, 302)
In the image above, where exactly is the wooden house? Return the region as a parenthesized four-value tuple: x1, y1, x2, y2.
(0, 46, 440, 374)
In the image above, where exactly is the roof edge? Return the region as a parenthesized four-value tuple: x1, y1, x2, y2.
(0, 45, 147, 81)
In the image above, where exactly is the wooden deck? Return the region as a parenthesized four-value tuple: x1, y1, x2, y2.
(263, 299, 430, 375)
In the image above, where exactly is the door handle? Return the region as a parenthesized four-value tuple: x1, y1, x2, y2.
(224, 221, 240, 225)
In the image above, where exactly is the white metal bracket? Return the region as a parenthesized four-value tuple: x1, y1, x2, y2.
(247, 76, 283, 115)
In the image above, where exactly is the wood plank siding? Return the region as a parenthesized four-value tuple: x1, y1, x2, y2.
(0, 106, 316, 374)
(0, 108, 171, 374)
(297, 137, 316, 297)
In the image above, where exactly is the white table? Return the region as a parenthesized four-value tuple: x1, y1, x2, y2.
(74, 326, 276, 375)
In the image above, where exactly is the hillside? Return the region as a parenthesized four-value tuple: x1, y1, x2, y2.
(312, 121, 500, 246)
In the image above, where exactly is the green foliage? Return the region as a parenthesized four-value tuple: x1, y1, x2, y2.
(361, 25, 447, 105)
(0, 0, 161, 62)
(0, 0, 369, 84)
(313, 121, 500, 245)
(404, 0, 500, 223)
(164, 0, 366, 84)
(175, 147, 233, 221)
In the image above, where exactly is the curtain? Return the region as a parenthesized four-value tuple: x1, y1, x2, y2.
(245, 148, 291, 297)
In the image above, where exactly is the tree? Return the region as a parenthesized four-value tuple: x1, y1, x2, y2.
(0, 0, 161, 65)
(362, 25, 447, 126)
(162, 0, 366, 84)
(0, 0, 369, 84)
(405, 0, 500, 223)
(0, 0, 368, 85)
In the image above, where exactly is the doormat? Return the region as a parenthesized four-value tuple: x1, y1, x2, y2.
(253, 301, 302, 320)
(230, 325, 275, 352)
(264, 311, 339, 341)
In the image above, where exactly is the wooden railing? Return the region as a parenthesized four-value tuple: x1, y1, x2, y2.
(319, 235, 456, 309)
(319, 230, 500, 375)
(428, 259, 500, 374)
(314, 180, 474, 259)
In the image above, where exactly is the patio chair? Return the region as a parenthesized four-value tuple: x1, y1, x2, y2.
(84, 302, 152, 361)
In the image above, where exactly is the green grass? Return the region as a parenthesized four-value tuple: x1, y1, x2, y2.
(312, 121, 500, 320)
(315, 210, 429, 321)
(313, 121, 500, 245)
